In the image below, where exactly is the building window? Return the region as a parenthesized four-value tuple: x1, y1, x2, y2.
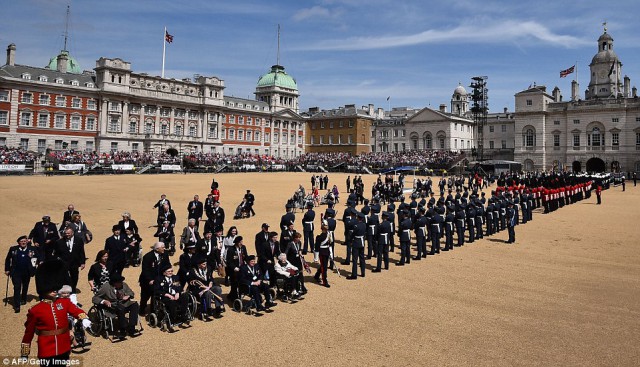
(131, 143, 139, 152)
(329, 121, 334, 128)
(246, 130, 252, 141)
(554, 120, 560, 125)
(110, 142, 118, 152)
(588, 127, 603, 146)
(454, 139, 457, 149)
(22, 92, 33, 104)
(636, 133, 640, 146)
(20, 138, 29, 150)
(274, 133, 279, 143)
(612, 133, 619, 146)
(70, 140, 78, 150)
(310, 136, 315, 144)
(229, 115, 235, 124)
(70, 115, 81, 130)
(109, 117, 120, 132)
(189, 125, 197, 137)
(328, 135, 333, 144)
(238, 116, 244, 125)
(38, 113, 49, 128)
(526, 99, 532, 106)
(320, 121, 325, 129)
(501, 125, 506, 132)
(636, 117, 640, 122)
(53, 114, 64, 129)
(0, 111, 8, 125)
(160, 124, 169, 135)
(264, 132, 270, 142)
(39, 95, 50, 105)
(424, 134, 432, 149)
(612, 118, 619, 123)
(129, 120, 138, 133)
(254, 131, 260, 141)
(349, 120, 354, 128)
(523, 128, 535, 147)
(237, 130, 244, 141)
(55, 140, 63, 150)
(20, 112, 33, 126)
(85, 141, 93, 152)
(86, 117, 95, 130)
(56, 96, 66, 107)
(144, 105, 155, 115)
(208, 125, 218, 139)
(37, 139, 46, 154)
(573, 119, 580, 124)
(0, 137, 4, 146)
(70, 80, 79, 86)
(55, 78, 63, 84)
(0, 90, 9, 101)
(489, 141, 494, 149)
(228, 129, 235, 140)
(489, 126, 494, 133)
(439, 138, 445, 149)
(144, 122, 154, 134)
(573, 134, 580, 147)
(72, 98, 81, 108)
(553, 134, 560, 147)
(21, 73, 31, 80)
(501, 140, 507, 149)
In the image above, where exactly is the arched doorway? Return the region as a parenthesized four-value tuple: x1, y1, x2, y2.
(523, 159, 534, 172)
(166, 147, 179, 156)
(586, 157, 605, 173)
(572, 160, 582, 173)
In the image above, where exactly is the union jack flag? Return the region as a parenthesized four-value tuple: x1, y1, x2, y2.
(559, 65, 575, 78)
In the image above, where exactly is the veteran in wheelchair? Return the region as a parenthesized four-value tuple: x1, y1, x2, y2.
(148, 264, 196, 332)
(232, 255, 277, 314)
(273, 253, 303, 301)
(89, 274, 142, 340)
(187, 255, 225, 320)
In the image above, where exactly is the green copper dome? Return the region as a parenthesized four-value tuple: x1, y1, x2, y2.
(46, 50, 82, 74)
(257, 65, 298, 90)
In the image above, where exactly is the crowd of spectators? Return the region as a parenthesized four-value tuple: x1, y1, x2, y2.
(291, 150, 462, 169)
(184, 152, 291, 167)
(0, 147, 38, 164)
(47, 150, 181, 165)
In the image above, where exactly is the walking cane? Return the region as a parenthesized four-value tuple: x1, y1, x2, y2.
(4, 274, 9, 307)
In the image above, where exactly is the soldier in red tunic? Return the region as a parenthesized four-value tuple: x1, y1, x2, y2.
(20, 259, 91, 364)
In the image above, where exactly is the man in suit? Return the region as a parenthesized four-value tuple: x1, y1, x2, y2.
(154, 220, 176, 256)
(138, 242, 169, 315)
(188, 255, 224, 319)
(179, 219, 201, 251)
(153, 194, 171, 217)
(285, 233, 307, 293)
(178, 244, 198, 286)
(302, 203, 315, 255)
(60, 204, 79, 230)
(92, 274, 139, 338)
(259, 232, 280, 279)
(279, 223, 296, 254)
(197, 230, 219, 270)
(55, 227, 86, 293)
(244, 190, 256, 217)
(154, 265, 190, 328)
(28, 215, 59, 260)
(104, 225, 128, 276)
(118, 212, 139, 234)
(187, 195, 204, 229)
(254, 223, 271, 257)
(4, 236, 40, 312)
(157, 204, 176, 228)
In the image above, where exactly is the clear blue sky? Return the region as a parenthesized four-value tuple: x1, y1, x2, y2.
(2, 0, 639, 113)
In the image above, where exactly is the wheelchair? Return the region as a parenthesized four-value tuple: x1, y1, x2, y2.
(231, 283, 276, 315)
(274, 272, 302, 302)
(87, 302, 143, 341)
(145, 293, 197, 332)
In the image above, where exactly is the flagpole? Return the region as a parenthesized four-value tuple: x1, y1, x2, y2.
(162, 26, 166, 78)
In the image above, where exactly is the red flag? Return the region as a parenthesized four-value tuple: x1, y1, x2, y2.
(165, 30, 174, 43)
(559, 65, 575, 78)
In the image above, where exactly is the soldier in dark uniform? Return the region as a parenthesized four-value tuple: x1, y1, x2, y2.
(386, 204, 396, 252)
(431, 207, 444, 254)
(239, 255, 276, 311)
(280, 204, 296, 233)
(313, 222, 332, 287)
(280, 223, 296, 254)
(178, 244, 198, 286)
(260, 232, 281, 280)
(324, 202, 337, 221)
(5, 236, 39, 312)
(363, 206, 378, 259)
(285, 233, 307, 293)
(486, 199, 495, 236)
(244, 190, 256, 216)
(413, 208, 428, 260)
(346, 213, 366, 279)
(226, 236, 248, 300)
(492, 197, 501, 233)
(197, 230, 219, 270)
(341, 206, 356, 265)
(373, 212, 392, 272)
(443, 203, 455, 251)
(454, 202, 466, 248)
(499, 197, 507, 231)
(506, 201, 516, 244)
(397, 211, 412, 265)
(474, 199, 484, 240)
(519, 193, 528, 225)
(254, 223, 271, 258)
(513, 196, 521, 226)
(302, 203, 315, 255)
(324, 211, 337, 260)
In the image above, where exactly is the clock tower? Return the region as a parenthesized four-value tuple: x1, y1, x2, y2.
(587, 24, 622, 99)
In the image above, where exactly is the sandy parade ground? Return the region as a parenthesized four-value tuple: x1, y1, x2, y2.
(0, 172, 638, 367)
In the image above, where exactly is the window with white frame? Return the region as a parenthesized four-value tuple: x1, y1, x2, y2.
(175, 124, 183, 136)
(573, 119, 580, 124)
(20, 112, 32, 126)
(612, 132, 619, 146)
(612, 118, 619, 123)
(526, 99, 532, 106)
(553, 134, 560, 147)
(37, 139, 46, 153)
(246, 130, 252, 141)
(283, 133, 288, 144)
(229, 115, 235, 124)
(22, 92, 33, 104)
(38, 113, 49, 128)
(85, 141, 93, 152)
(129, 120, 138, 133)
(189, 125, 197, 137)
(501, 125, 506, 132)
(55, 78, 63, 84)
(208, 124, 218, 139)
(274, 133, 279, 143)
(39, 95, 49, 105)
(237, 130, 244, 141)
(264, 132, 270, 142)
(131, 143, 139, 152)
(70, 80, 79, 86)
(86, 117, 96, 131)
(348, 134, 353, 143)
(228, 129, 235, 140)
(588, 127, 603, 146)
(0, 90, 8, 101)
(254, 131, 260, 141)
(144, 122, 154, 134)
(489, 141, 494, 149)
(238, 116, 244, 124)
(573, 134, 580, 147)
(489, 126, 494, 133)
(70, 116, 80, 130)
(0, 111, 8, 125)
(54, 140, 63, 150)
(319, 135, 324, 144)
(247, 117, 252, 125)
(20, 138, 29, 150)
(523, 128, 535, 147)
(87, 100, 96, 110)
(56, 96, 65, 107)
(109, 117, 120, 132)
(161, 124, 169, 135)
(38, 75, 47, 82)
(21, 73, 31, 80)
(110, 142, 118, 152)
(70, 140, 78, 149)
(54, 114, 65, 129)
(72, 98, 81, 108)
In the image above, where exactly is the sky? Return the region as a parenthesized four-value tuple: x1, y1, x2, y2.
(1, 0, 639, 113)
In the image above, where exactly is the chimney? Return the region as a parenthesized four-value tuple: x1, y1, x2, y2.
(378, 108, 384, 118)
(552, 86, 561, 102)
(439, 104, 447, 113)
(571, 80, 579, 101)
(368, 103, 374, 116)
(6, 43, 15, 66)
(624, 75, 630, 97)
(633, 86, 637, 98)
(57, 51, 68, 73)
(503, 107, 508, 114)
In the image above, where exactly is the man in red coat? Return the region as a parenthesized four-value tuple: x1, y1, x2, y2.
(21, 259, 90, 364)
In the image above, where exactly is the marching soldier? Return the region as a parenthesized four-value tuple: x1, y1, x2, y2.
(506, 201, 516, 244)
(397, 211, 412, 265)
(413, 208, 428, 260)
(347, 213, 367, 279)
(373, 212, 391, 272)
(454, 202, 466, 248)
(302, 203, 315, 255)
(443, 203, 455, 251)
(313, 222, 332, 287)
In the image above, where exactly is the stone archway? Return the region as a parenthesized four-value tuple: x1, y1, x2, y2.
(586, 157, 605, 173)
(610, 160, 620, 172)
(572, 160, 582, 173)
(166, 147, 179, 156)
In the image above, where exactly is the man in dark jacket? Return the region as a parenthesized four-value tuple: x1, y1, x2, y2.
(5, 236, 40, 312)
